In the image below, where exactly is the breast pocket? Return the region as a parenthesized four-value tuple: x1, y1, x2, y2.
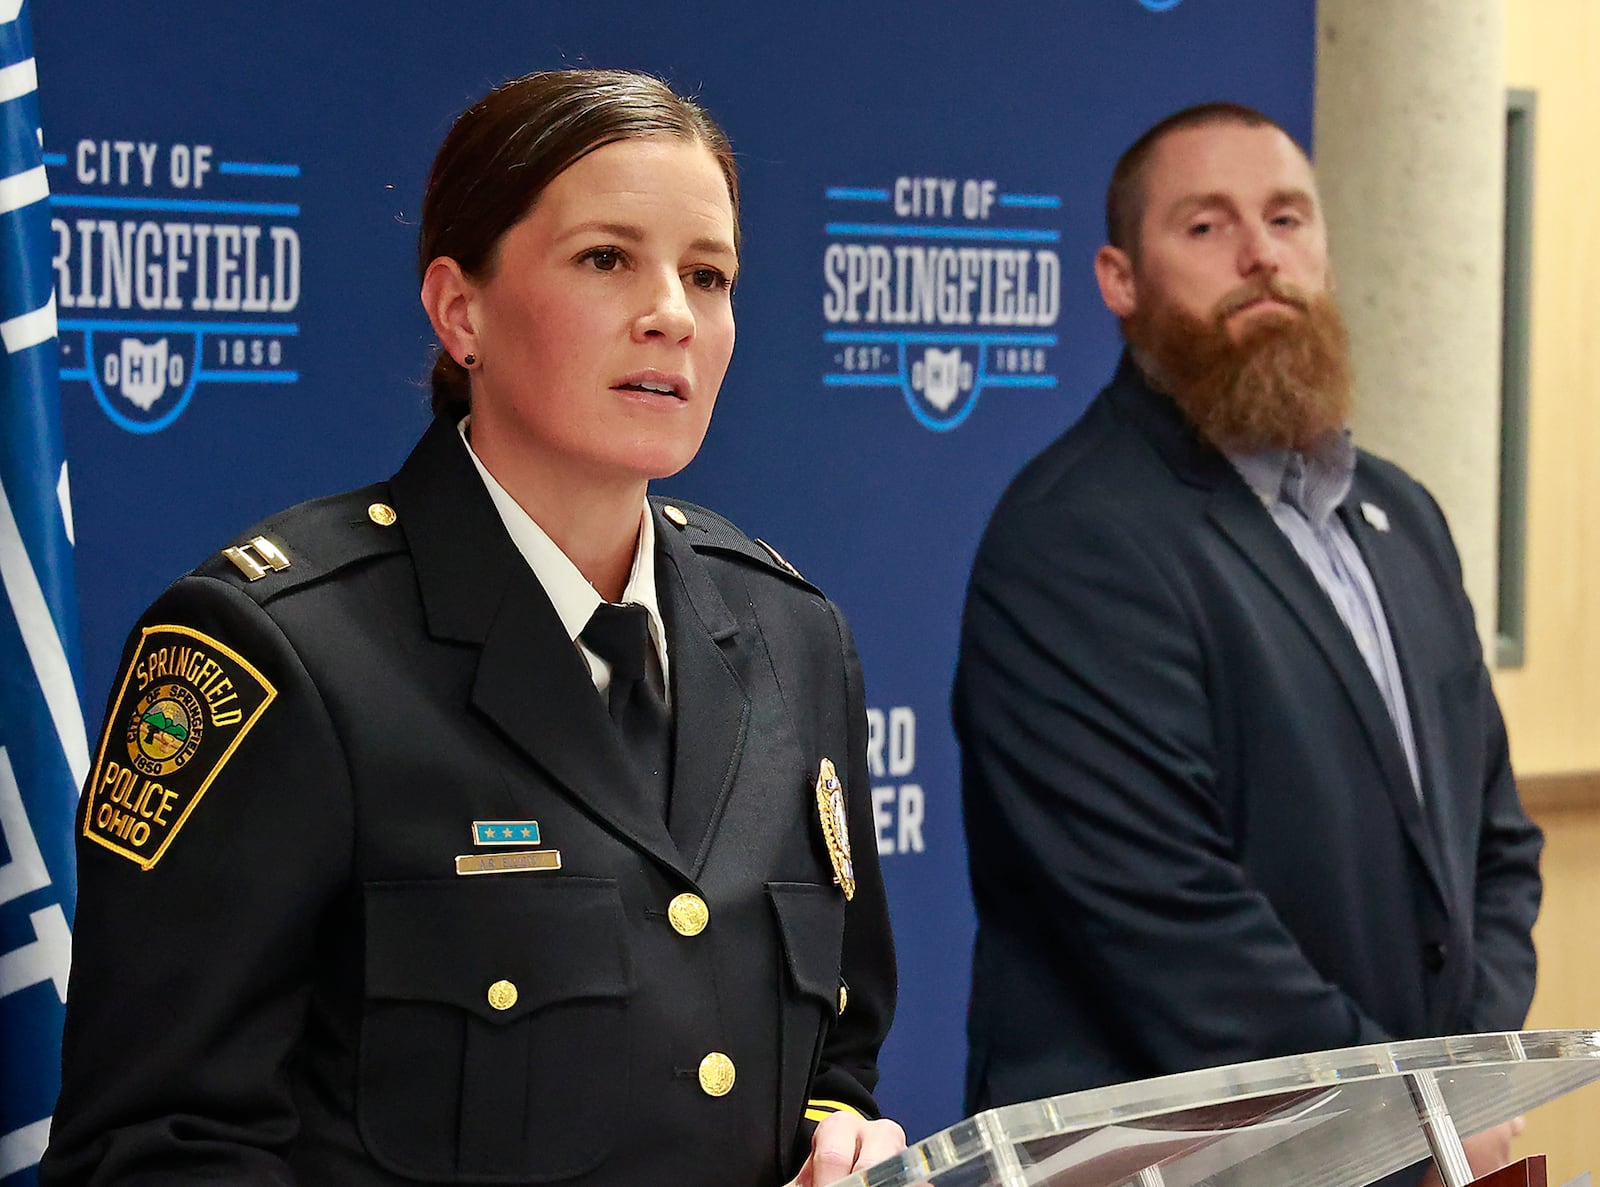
(359, 877, 633, 1182)
(767, 882, 846, 1145)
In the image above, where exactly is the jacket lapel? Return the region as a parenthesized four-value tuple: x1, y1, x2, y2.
(1206, 486, 1441, 876)
(1108, 364, 1443, 891)
(1336, 491, 1451, 897)
(655, 509, 751, 875)
(472, 565, 683, 871)
(389, 419, 683, 874)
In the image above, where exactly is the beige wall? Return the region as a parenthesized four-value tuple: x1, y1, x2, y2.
(1494, 2, 1600, 776)
(1502, 6, 1600, 1180)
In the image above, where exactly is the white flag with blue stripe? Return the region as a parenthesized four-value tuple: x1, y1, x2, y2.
(0, 2, 85, 1183)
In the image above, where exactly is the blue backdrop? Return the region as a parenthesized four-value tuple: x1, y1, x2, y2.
(21, 0, 1315, 1156)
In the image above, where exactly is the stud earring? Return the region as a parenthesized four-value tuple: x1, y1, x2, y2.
(461, 353, 477, 367)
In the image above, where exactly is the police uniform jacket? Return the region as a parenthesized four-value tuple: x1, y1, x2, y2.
(44, 416, 896, 1186)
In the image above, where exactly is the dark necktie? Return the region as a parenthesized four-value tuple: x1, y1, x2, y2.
(581, 602, 672, 815)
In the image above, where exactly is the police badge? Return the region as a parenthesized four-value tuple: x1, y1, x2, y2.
(813, 757, 855, 901)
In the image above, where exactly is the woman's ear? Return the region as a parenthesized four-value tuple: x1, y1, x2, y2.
(420, 257, 479, 366)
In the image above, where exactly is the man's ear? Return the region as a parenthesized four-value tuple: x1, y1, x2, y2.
(1094, 244, 1138, 319)
(420, 256, 479, 365)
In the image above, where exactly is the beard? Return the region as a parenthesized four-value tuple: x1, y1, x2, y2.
(1121, 275, 1353, 453)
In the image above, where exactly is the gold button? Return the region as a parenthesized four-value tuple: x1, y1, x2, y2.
(837, 982, 849, 1015)
(667, 893, 709, 937)
(662, 505, 689, 528)
(698, 1051, 736, 1097)
(487, 979, 518, 1011)
(367, 502, 397, 526)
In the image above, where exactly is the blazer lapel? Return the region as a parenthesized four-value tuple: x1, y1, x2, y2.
(389, 420, 683, 874)
(1336, 491, 1451, 899)
(655, 510, 751, 875)
(1207, 487, 1440, 875)
(1107, 364, 1441, 881)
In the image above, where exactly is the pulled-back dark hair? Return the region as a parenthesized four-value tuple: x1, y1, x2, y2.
(419, 69, 740, 419)
(1105, 101, 1294, 259)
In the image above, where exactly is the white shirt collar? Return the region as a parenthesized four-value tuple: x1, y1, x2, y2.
(456, 418, 669, 694)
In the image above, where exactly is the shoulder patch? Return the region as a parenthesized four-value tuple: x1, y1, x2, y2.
(83, 625, 276, 870)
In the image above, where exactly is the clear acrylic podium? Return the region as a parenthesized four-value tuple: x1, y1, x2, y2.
(835, 1030, 1600, 1187)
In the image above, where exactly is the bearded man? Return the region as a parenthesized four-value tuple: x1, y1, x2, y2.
(954, 103, 1542, 1168)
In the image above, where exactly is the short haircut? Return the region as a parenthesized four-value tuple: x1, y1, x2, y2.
(1105, 102, 1301, 258)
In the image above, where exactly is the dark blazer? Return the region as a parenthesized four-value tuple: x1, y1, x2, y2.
(45, 418, 895, 1186)
(955, 356, 1542, 1112)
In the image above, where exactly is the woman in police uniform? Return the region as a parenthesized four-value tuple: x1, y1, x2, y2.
(44, 69, 901, 1187)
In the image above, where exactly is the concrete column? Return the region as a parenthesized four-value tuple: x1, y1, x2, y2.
(1314, 0, 1505, 645)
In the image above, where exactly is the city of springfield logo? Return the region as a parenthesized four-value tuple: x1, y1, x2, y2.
(46, 137, 302, 434)
(821, 175, 1062, 431)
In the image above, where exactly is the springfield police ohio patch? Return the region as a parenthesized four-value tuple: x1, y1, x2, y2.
(83, 625, 276, 869)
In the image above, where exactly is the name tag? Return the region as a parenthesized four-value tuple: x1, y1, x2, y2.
(454, 850, 562, 876)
